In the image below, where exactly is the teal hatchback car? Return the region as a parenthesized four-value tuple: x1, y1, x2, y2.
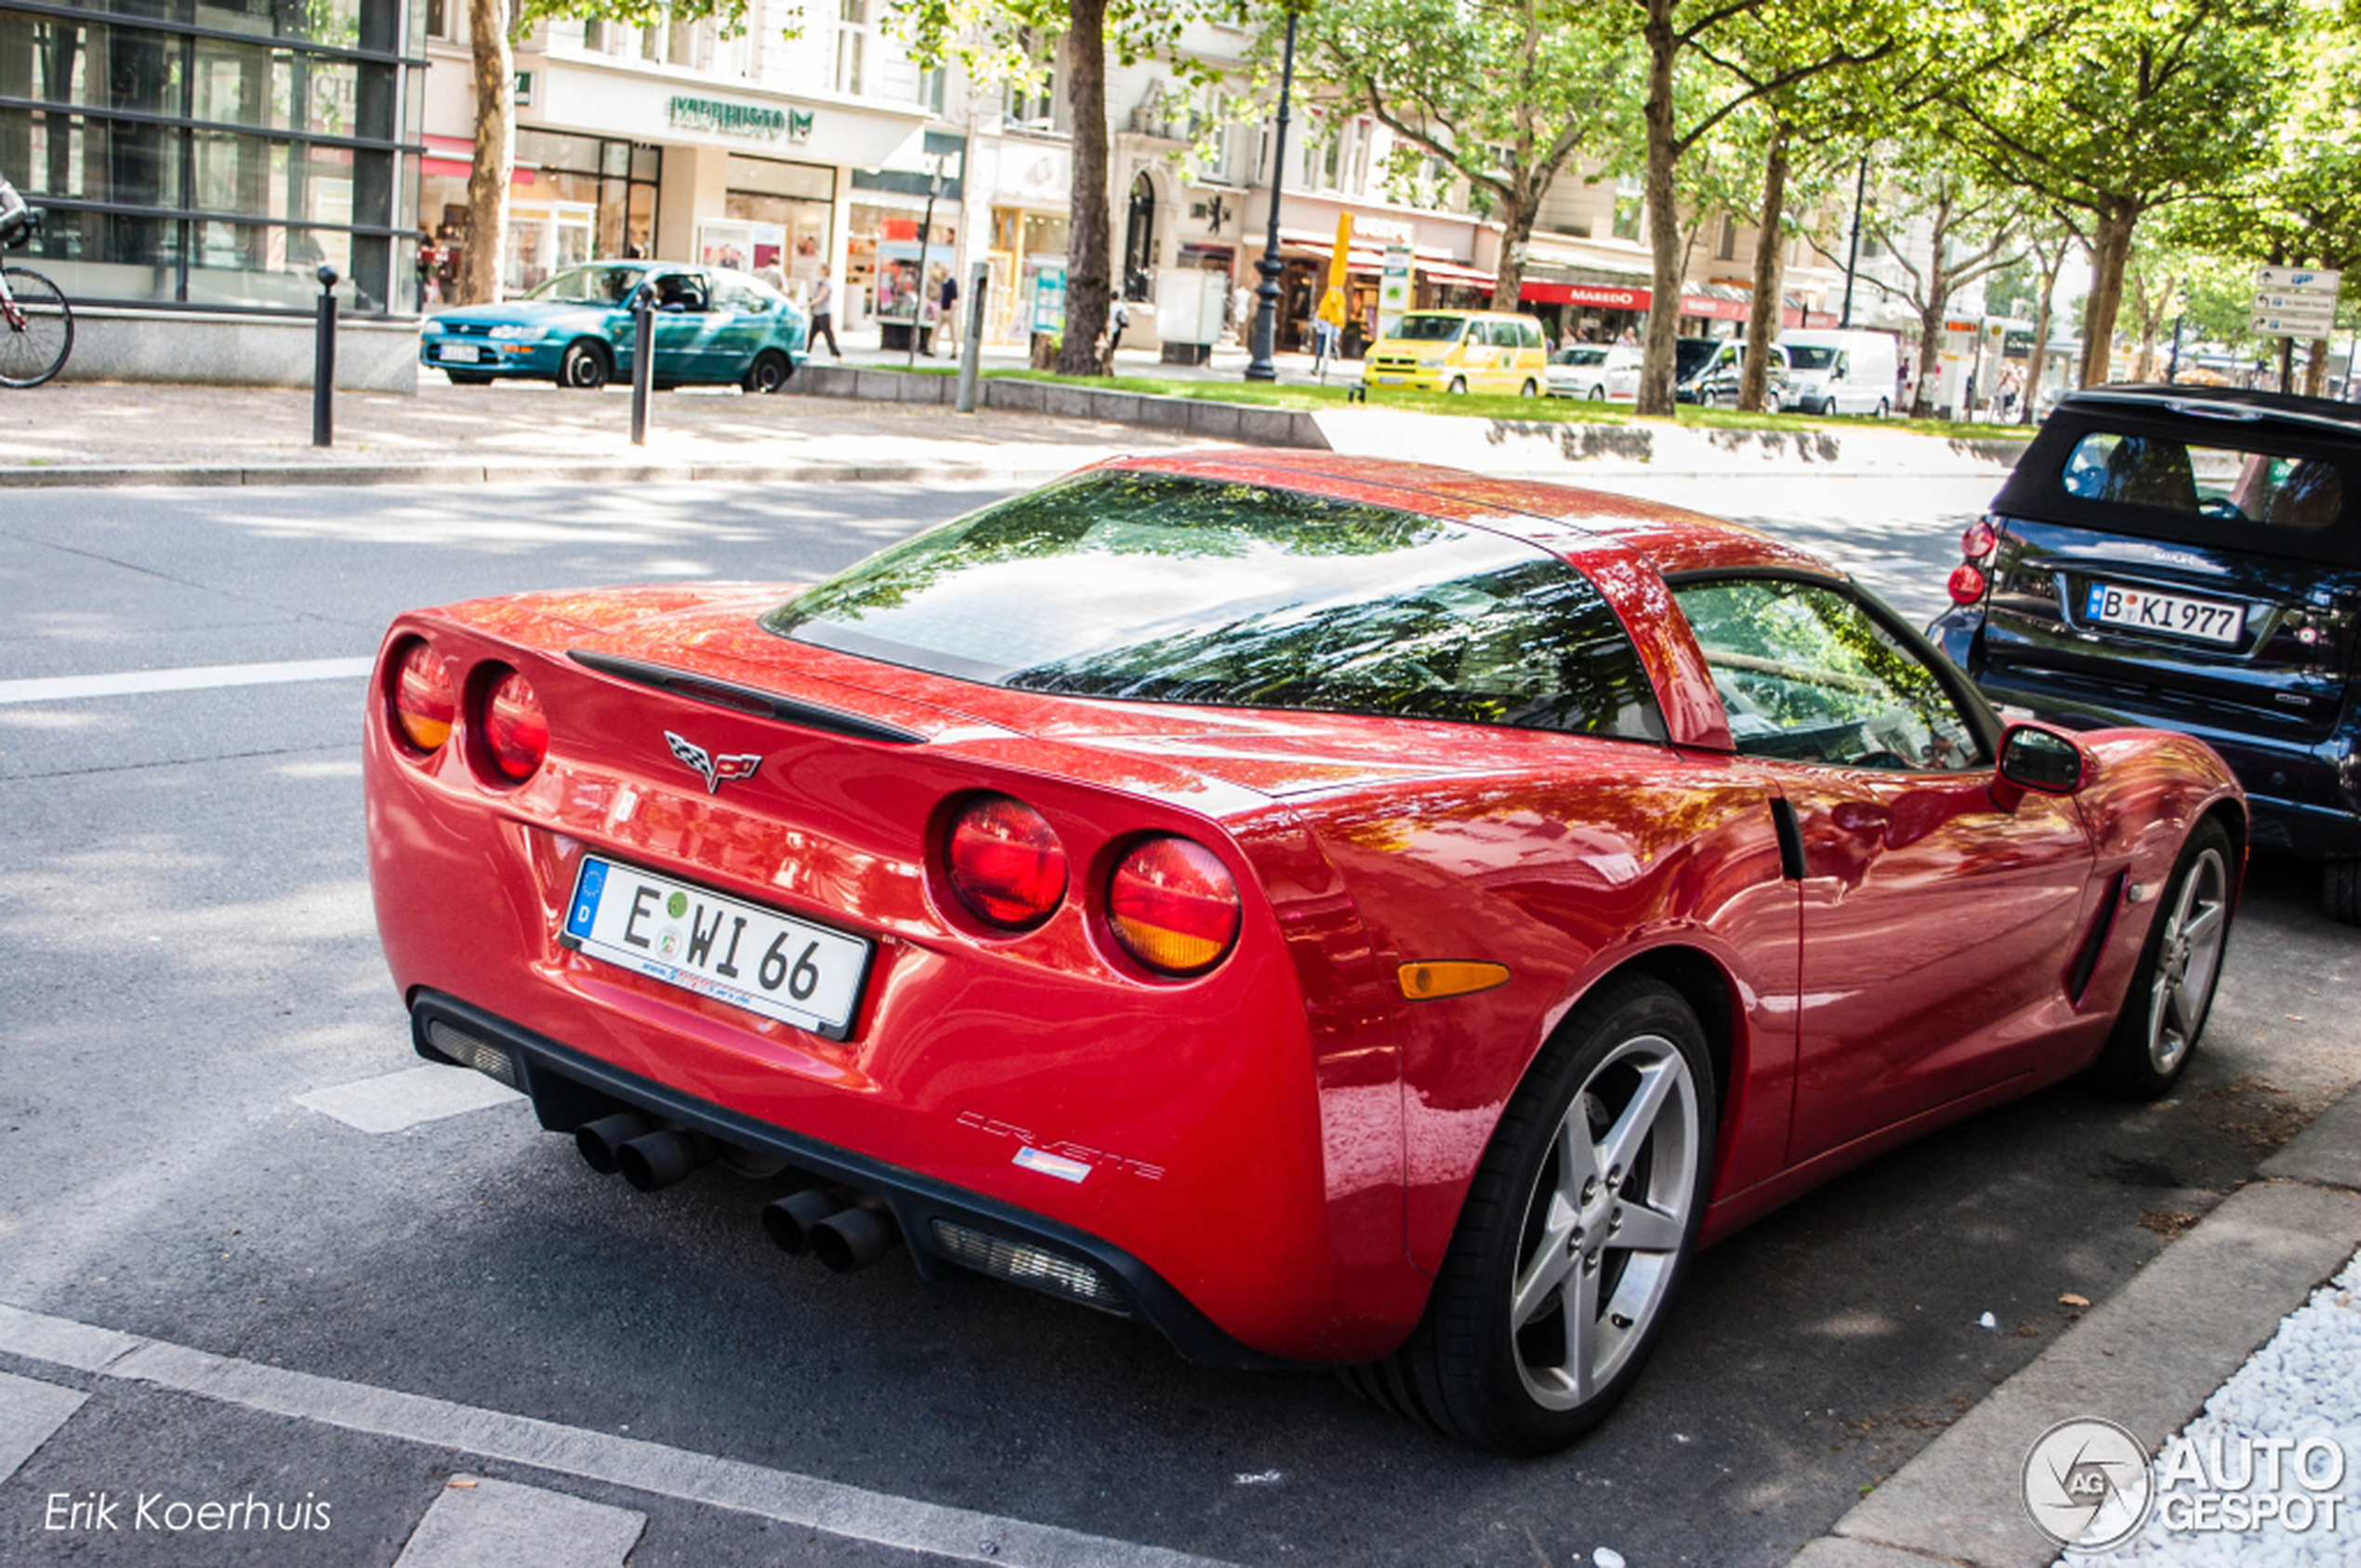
(420, 260, 807, 393)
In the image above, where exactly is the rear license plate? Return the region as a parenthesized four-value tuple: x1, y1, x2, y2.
(439, 342, 482, 363)
(561, 856, 872, 1040)
(2082, 582, 2245, 646)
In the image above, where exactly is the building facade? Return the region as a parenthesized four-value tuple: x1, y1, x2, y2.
(1, 0, 426, 386)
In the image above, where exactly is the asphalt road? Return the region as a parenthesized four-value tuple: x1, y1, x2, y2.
(0, 476, 2354, 1568)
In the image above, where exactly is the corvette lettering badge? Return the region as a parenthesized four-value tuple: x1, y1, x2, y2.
(665, 731, 763, 795)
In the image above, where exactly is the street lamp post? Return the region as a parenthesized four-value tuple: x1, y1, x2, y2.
(1840, 152, 1868, 330)
(908, 153, 944, 372)
(1246, 7, 1298, 383)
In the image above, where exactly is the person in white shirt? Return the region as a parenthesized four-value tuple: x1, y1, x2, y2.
(809, 265, 842, 360)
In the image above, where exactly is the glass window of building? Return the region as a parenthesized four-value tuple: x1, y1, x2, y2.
(834, 0, 867, 94)
(0, 0, 415, 314)
(413, 130, 659, 305)
(706, 153, 832, 297)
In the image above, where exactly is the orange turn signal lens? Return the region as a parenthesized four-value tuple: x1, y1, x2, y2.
(1108, 837, 1240, 976)
(390, 639, 455, 754)
(1398, 960, 1511, 1000)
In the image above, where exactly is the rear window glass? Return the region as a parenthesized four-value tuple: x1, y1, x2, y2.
(764, 472, 1668, 742)
(2061, 431, 2342, 531)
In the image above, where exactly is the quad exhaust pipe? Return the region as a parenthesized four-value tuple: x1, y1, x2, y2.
(574, 1113, 717, 1192)
(574, 1115, 901, 1272)
(762, 1190, 901, 1273)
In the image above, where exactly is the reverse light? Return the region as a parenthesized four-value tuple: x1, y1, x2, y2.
(1108, 837, 1241, 977)
(1960, 518, 1998, 560)
(480, 667, 548, 782)
(390, 639, 455, 754)
(946, 795, 1068, 929)
(1947, 563, 1989, 605)
(930, 1221, 1129, 1315)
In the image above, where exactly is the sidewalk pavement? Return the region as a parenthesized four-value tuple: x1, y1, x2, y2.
(3, 318, 2025, 490)
(1788, 1085, 2361, 1568)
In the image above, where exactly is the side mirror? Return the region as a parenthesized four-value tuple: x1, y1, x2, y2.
(1997, 723, 2088, 798)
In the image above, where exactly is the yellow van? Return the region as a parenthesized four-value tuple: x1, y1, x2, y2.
(1362, 310, 1549, 396)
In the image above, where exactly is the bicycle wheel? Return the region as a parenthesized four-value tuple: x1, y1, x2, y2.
(0, 268, 74, 389)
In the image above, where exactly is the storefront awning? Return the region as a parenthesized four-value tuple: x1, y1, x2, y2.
(419, 133, 538, 186)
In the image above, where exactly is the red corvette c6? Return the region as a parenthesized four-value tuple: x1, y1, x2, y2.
(365, 454, 2244, 1452)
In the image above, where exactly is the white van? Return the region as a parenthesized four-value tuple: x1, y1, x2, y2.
(1775, 330, 1900, 417)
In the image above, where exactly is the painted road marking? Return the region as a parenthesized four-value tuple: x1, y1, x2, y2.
(396, 1476, 646, 1568)
(0, 1369, 88, 1485)
(0, 1302, 1242, 1568)
(0, 656, 374, 706)
(295, 1065, 521, 1134)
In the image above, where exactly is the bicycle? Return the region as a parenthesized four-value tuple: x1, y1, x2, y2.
(0, 187, 73, 389)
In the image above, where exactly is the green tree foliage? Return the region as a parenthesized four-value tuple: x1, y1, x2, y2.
(1285, 0, 1642, 308)
(1948, 0, 2292, 386)
(1851, 145, 2023, 415)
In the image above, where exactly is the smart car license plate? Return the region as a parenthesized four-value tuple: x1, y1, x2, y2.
(561, 857, 872, 1039)
(2082, 582, 2245, 645)
(439, 343, 482, 363)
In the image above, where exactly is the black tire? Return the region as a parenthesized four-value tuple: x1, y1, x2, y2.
(2323, 858, 2361, 925)
(1519, 378, 1538, 399)
(0, 266, 74, 389)
(1874, 397, 1891, 418)
(1446, 376, 1469, 395)
(1343, 975, 1716, 1453)
(559, 339, 612, 390)
(2091, 821, 2235, 1100)
(743, 349, 793, 394)
(1587, 385, 1606, 402)
(443, 370, 494, 387)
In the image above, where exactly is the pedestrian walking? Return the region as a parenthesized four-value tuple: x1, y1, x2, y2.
(809, 265, 843, 361)
(1108, 297, 1130, 358)
(936, 270, 960, 356)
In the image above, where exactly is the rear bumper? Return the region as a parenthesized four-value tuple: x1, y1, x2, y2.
(412, 990, 1299, 1369)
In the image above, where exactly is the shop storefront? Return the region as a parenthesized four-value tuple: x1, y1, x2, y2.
(415, 129, 661, 305)
(701, 152, 832, 289)
(847, 130, 963, 336)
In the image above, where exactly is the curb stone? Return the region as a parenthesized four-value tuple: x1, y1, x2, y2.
(1786, 1081, 2361, 1568)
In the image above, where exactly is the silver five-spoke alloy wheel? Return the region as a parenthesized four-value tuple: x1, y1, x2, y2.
(2143, 845, 2228, 1078)
(1509, 1033, 1698, 1410)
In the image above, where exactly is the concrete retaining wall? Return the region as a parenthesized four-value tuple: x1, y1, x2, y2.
(786, 362, 1330, 449)
(59, 309, 421, 394)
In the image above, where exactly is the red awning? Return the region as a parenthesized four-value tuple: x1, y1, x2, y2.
(418, 133, 538, 186)
(1420, 259, 1495, 290)
(1523, 281, 1651, 310)
(1681, 293, 1750, 322)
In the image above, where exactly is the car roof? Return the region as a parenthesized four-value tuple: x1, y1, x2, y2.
(1100, 450, 1836, 580)
(2059, 383, 2361, 431)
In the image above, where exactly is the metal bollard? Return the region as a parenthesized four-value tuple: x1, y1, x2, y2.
(312, 264, 339, 447)
(630, 294, 654, 446)
(955, 260, 987, 415)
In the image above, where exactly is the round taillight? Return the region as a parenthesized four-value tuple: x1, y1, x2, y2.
(390, 639, 455, 754)
(1947, 563, 1989, 605)
(480, 668, 547, 783)
(1108, 837, 1241, 977)
(946, 796, 1068, 929)
(1960, 519, 1998, 560)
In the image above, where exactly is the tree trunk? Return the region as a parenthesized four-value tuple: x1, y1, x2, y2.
(2024, 254, 2060, 426)
(461, 0, 513, 307)
(1914, 299, 1945, 418)
(1634, 0, 1682, 417)
(2078, 202, 2136, 387)
(1738, 125, 1788, 414)
(1056, 0, 1113, 376)
(2304, 337, 2331, 397)
(1492, 181, 1536, 312)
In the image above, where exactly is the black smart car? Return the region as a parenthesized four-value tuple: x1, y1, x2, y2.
(1930, 385, 2361, 921)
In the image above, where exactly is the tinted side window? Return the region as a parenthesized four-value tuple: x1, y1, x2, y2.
(1673, 578, 1984, 771)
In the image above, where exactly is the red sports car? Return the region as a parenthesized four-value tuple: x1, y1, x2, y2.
(366, 454, 2243, 1453)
